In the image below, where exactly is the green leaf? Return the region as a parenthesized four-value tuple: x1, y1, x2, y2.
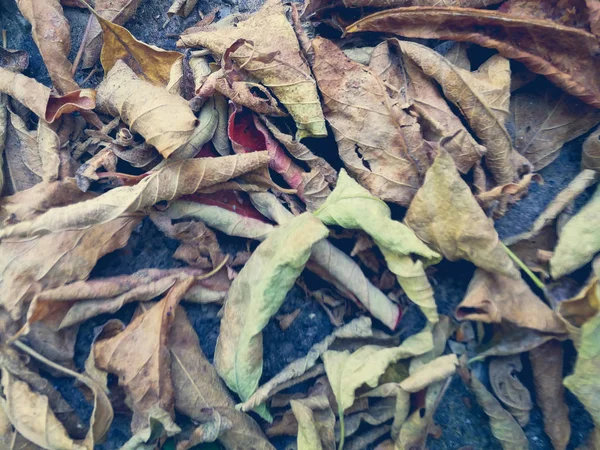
(314, 169, 441, 322)
(214, 213, 328, 403)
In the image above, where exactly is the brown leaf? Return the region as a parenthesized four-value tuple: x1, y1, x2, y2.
(588, 0, 600, 37)
(344, 0, 502, 7)
(311, 37, 421, 206)
(394, 40, 516, 185)
(346, 6, 600, 109)
(3, 110, 42, 195)
(94, 278, 194, 433)
(16, 0, 77, 95)
(529, 340, 571, 450)
(291, 395, 336, 450)
(81, 0, 143, 70)
(512, 78, 600, 170)
(178, 0, 326, 139)
(456, 269, 566, 333)
(0, 95, 6, 194)
(168, 0, 198, 18)
(0, 48, 29, 72)
(0, 152, 269, 239)
(500, 0, 590, 28)
(96, 60, 196, 158)
(489, 355, 532, 427)
(405, 151, 519, 278)
(583, 126, 600, 171)
(554, 260, 600, 328)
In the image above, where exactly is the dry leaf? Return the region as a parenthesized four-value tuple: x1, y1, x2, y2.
(344, 0, 502, 6)
(96, 60, 196, 158)
(512, 78, 600, 170)
(563, 313, 600, 434)
(489, 355, 532, 426)
(314, 169, 441, 323)
(529, 340, 571, 450)
(555, 264, 600, 328)
(0, 48, 29, 72)
(94, 279, 193, 433)
(583, 126, 600, 171)
(456, 269, 566, 333)
(215, 213, 328, 403)
(395, 40, 516, 186)
(168, 0, 198, 18)
(405, 151, 519, 278)
(322, 326, 432, 413)
(399, 354, 458, 393)
(291, 396, 335, 450)
(588, 0, 600, 36)
(178, 0, 326, 139)
(346, 6, 600, 109)
(81, 0, 143, 69)
(16, 0, 77, 95)
(3, 110, 42, 195)
(551, 185, 600, 278)
(458, 366, 528, 450)
(311, 37, 422, 206)
(240, 317, 373, 413)
(0, 95, 6, 194)
(0, 152, 269, 239)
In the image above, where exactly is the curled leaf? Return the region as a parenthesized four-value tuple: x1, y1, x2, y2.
(489, 355, 532, 426)
(291, 396, 336, 450)
(583, 126, 600, 171)
(405, 150, 519, 278)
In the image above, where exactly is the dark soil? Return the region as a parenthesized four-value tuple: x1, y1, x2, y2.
(0, 0, 594, 448)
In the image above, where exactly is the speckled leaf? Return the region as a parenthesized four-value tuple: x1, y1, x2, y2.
(315, 169, 441, 322)
(214, 213, 328, 402)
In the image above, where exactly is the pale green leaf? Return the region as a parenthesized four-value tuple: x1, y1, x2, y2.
(290, 396, 335, 450)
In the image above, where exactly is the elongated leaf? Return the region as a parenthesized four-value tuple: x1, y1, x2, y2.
(583, 126, 600, 171)
(489, 355, 532, 426)
(315, 169, 440, 322)
(344, 0, 502, 6)
(323, 326, 433, 412)
(177, 0, 326, 139)
(291, 396, 335, 450)
(346, 6, 600, 109)
(215, 213, 328, 402)
(512, 78, 600, 170)
(551, 185, 600, 278)
(311, 37, 422, 206)
(0, 151, 268, 239)
(405, 150, 519, 278)
(399, 354, 457, 393)
(3, 110, 42, 195)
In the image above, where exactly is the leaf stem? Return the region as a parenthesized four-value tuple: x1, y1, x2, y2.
(501, 243, 545, 290)
(12, 340, 83, 380)
(338, 406, 345, 450)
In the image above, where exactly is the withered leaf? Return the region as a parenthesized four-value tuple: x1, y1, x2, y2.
(178, 0, 326, 139)
(555, 261, 600, 329)
(399, 354, 458, 393)
(168, 0, 198, 18)
(0, 152, 268, 239)
(311, 37, 421, 206)
(81, 0, 143, 70)
(551, 185, 600, 278)
(94, 278, 194, 433)
(456, 269, 566, 333)
(589, 0, 600, 37)
(529, 340, 571, 450)
(489, 355, 532, 427)
(346, 6, 600, 109)
(0, 95, 6, 194)
(512, 78, 600, 170)
(583, 126, 600, 171)
(0, 48, 29, 73)
(3, 110, 42, 195)
(395, 40, 515, 186)
(96, 60, 196, 158)
(405, 151, 519, 278)
(314, 169, 440, 323)
(458, 366, 528, 450)
(343, 0, 502, 7)
(290, 396, 336, 450)
(215, 213, 328, 402)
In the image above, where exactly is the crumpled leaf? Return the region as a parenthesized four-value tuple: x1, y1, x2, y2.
(551, 185, 600, 278)
(0, 151, 268, 239)
(315, 169, 441, 322)
(81, 0, 143, 70)
(16, 0, 77, 95)
(458, 366, 528, 450)
(512, 78, 600, 170)
(96, 60, 196, 158)
(3, 110, 42, 195)
(337, 398, 396, 441)
(588, 0, 600, 37)
(240, 317, 373, 413)
(395, 40, 516, 186)
(215, 213, 328, 402)
(456, 269, 566, 333)
(489, 355, 532, 426)
(471, 325, 560, 362)
(178, 0, 326, 139)
(0, 95, 6, 194)
(344, 0, 502, 7)
(405, 150, 519, 278)
(583, 126, 600, 171)
(563, 313, 600, 434)
(0, 68, 96, 124)
(399, 354, 458, 393)
(311, 37, 422, 206)
(555, 260, 600, 329)
(168, 0, 198, 18)
(529, 340, 571, 450)
(291, 396, 335, 450)
(346, 6, 600, 109)
(322, 326, 433, 413)
(94, 278, 194, 433)
(120, 408, 180, 450)
(0, 48, 29, 72)
(170, 307, 274, 450)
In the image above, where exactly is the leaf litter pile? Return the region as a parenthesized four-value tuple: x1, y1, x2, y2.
(1, 0, 600, 448)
